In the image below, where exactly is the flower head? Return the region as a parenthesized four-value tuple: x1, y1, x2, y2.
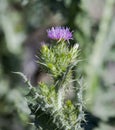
(47, 27, 73, 41)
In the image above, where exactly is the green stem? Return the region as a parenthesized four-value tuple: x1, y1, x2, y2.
(56, 65, 74, 110)
(58, 87, 64, 109)
(86, 0, 115, 108)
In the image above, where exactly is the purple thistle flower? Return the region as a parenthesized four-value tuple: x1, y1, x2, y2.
(47, 27, 73, 41)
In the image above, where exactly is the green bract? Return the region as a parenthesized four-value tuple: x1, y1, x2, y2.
(40, 42, 79, 79)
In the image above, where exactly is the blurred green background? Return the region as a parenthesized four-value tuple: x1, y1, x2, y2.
(0, 0, 115, 130)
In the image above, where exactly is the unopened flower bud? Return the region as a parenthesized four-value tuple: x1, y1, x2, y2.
(73, 43, 79, 50)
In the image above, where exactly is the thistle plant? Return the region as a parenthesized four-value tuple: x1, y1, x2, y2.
(17, 27, 85, 130)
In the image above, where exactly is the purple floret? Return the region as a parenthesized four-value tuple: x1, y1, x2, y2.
(47, 27, 73, 41)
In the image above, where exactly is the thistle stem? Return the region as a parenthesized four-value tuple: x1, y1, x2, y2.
(58, 87, 64, 109)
